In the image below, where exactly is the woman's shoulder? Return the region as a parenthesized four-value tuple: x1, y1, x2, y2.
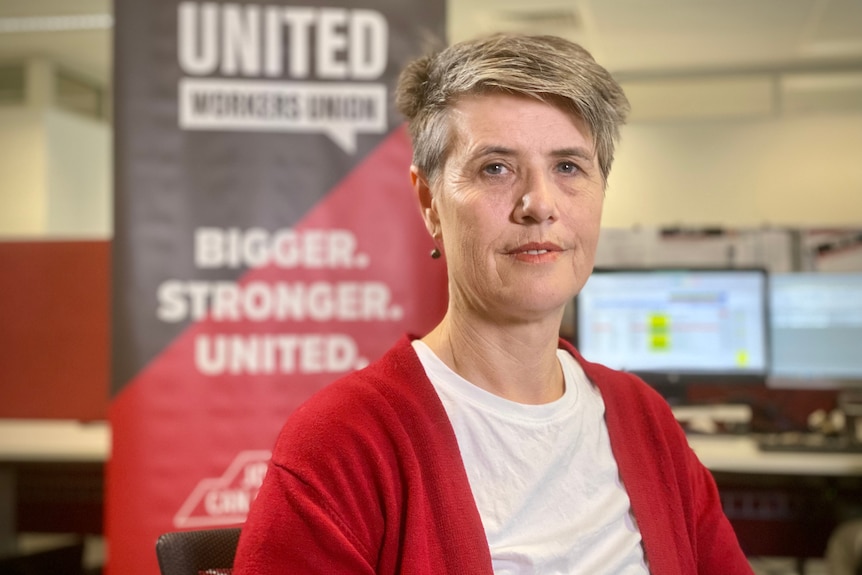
(560, 340, 663, 395)
(299, 335, 434, 413)
(559, 339, 678, 421)
(271, 335, 446, 459)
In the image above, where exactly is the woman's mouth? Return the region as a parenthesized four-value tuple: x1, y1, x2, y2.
(507, 243, 563, 261)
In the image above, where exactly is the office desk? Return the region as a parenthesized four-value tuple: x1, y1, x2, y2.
(687, 434, 862, 562)
(0, 420, 110, 557)
(1, 420, 859, 563)
(688, 434, 862, 476)
(0, 420, 109, 463)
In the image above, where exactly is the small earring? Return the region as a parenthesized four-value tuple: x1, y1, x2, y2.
(430, 247, 441, 259)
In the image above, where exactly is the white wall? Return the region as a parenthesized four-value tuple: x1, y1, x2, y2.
(0, 107, 46, 235)
(2, 101, 860, 238)
(44, 108, 112, 237)
(0, 106, 110, 238)
(604, 113, 862, 228)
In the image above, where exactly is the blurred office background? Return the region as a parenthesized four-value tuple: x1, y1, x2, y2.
(1, 1, 861, 574)
(2, 0, 862, 238)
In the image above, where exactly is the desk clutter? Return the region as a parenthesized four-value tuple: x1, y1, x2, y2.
(674, 387, 862, 457)
(755, 432, 862, 454)
(759, 395, 862, 453)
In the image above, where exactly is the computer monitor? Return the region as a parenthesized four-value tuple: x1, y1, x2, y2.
(769, 272, 862, 387)
(574, 268, 769, 403)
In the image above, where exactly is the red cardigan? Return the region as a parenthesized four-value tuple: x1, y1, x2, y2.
(233, 336, 753, 574)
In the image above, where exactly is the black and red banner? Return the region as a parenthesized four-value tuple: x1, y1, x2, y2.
(109, 2, 446, 573)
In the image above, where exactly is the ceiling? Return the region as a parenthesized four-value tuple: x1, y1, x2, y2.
(0, 0, 111, 83)
(452, 0, 862, 71)
(2, 0, 862, 119)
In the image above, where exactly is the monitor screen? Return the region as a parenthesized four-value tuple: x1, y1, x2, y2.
(769, 272, 862, 386)
(574, 268, 769, 388)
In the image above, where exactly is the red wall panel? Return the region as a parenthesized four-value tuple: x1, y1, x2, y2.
(0, 240, 110, 420)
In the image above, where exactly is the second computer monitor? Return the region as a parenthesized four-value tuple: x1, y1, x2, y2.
(769, 272, 862, 386)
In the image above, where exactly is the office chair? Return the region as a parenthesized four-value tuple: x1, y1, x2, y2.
(825, 518, 862, 575)
(155, 526, 242, 575)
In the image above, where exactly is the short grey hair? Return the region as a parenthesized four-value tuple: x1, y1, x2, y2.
(395, 33, 630, 185)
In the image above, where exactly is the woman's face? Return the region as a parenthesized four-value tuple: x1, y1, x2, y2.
(413, 92, 605, 324)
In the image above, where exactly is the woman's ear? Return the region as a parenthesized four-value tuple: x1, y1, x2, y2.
(410, 166, 440, 238)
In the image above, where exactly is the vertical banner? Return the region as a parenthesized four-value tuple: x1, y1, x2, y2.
(109, 1, 446, 574)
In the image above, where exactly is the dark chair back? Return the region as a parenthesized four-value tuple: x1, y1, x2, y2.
(155, 527, 242, 575)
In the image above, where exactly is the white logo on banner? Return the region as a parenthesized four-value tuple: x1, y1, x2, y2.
(154, 227, 410, 376)
(177, 2, 389, 153)
(173, 450, 272, 528)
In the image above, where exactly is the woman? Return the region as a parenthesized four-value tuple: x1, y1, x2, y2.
(233, 33, 752, 574)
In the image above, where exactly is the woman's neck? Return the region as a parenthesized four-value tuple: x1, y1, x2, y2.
(421, 312, 565, 405)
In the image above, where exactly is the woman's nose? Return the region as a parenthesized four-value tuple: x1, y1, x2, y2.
(514, 173, 559, 224)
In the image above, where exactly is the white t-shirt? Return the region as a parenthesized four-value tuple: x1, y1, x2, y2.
(412, 340, 649, 575)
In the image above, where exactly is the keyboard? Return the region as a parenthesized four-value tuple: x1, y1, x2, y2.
(755, 432, 862, 454)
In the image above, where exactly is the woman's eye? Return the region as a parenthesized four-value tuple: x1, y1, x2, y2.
(482, 163, 507, 176)
(558, 161, 579, 174)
